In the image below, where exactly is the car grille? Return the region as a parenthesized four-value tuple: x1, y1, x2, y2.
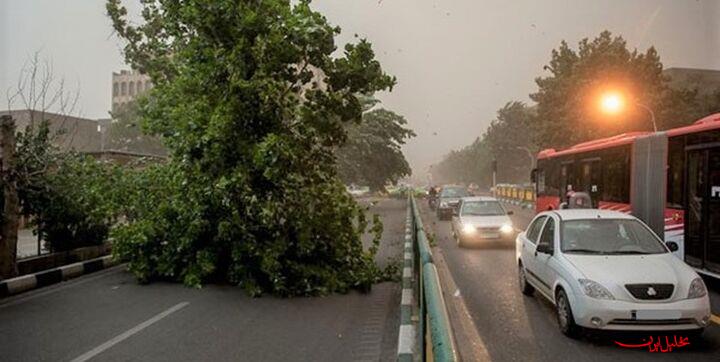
(625, 284, 674, 300)
(608, 318, 695, 326)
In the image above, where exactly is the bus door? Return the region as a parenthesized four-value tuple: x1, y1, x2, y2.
(685, 147, 720, 273)
(560, 161, 574, 203)
(580, 158, 601, 207)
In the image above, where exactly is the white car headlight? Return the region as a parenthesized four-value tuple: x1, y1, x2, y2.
(578, 279, 615, 300)
(462, 224, 476, 234)
(440, 201, 449, 208)
(688, 277, 707, 299)
(500, 223, 514, 234)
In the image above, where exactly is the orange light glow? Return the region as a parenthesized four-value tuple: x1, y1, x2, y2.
(599, 92, 624, 115)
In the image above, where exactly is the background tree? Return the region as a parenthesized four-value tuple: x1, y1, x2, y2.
(431, 102, 535, 186)
(1, 53, 83, 278)
(106, 0, 398, 295)
(433, 30, 720, 187)
(106, 100, 167, 156)
(335, 107, 415, 192)
(530, 31, 667, 149)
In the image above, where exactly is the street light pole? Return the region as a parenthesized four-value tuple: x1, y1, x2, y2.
(515, 146, 535, 170)
(635, 102, 657, 132)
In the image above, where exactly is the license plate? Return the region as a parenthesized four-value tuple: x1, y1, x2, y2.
(480, 233, 500, 239)
(636, 310, 681, 320)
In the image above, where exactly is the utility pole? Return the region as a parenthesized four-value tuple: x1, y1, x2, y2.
(0, 115, 19, 279)
(492, 159, 497, 196)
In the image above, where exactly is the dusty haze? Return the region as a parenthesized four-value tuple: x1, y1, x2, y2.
(1, 0, 719, 175)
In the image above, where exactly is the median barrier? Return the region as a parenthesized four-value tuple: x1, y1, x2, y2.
(396, 193, 457, 362)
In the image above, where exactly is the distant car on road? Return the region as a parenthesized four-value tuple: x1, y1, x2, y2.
(436, 185, 470, 220)
(516, 209, 711, 338)
(451, 196, 515, 247)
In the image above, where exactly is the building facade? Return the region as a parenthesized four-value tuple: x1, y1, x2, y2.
(111, 70, 153, 112)
(664, 67, 720, 95)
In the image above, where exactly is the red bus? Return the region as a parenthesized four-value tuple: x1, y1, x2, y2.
(533, 113, 720, 278)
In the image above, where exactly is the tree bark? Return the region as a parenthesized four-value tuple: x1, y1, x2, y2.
(0, 115, 19, 279)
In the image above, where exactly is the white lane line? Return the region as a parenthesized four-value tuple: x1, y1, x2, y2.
(71, 302, 189, 362)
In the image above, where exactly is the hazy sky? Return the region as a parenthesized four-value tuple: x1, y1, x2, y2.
(2, 1, 719, 173)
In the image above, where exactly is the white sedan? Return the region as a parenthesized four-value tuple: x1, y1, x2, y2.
(451, 196, 515, 247)
(516, 209, 711, 337)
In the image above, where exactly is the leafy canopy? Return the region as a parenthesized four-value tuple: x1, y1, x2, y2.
(106, 0, 398, 295)
(336, 103, 415, 192)
(530, 30, 666, 149)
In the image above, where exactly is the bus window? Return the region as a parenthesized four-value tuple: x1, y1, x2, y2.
(601, 147, 630, 203)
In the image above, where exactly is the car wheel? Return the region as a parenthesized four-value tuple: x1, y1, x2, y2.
(687, 328, 705, 339)
(555, 289, 580, 338)
(518, 264, 534, 295)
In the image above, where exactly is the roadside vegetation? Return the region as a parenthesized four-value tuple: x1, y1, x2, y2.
(104, 0, 403, 295)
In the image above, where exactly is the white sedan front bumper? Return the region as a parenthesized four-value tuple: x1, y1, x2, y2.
(570, 293, 711, 331)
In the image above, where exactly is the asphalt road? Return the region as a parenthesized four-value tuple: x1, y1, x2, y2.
(0, 198, 406, 362)
(419, 200, 720, 361)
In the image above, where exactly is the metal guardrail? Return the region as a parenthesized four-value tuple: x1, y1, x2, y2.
(409, 194, 458, 362)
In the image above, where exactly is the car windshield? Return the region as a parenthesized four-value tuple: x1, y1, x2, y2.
(440, 187, 469, 198)
(561, 219, 667, 255)
(461, 201, 505, 216)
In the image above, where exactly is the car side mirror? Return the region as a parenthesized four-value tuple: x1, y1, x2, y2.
(536, 243, 553, 254)
(666, 241, 679, 252)
(452, 208, 459, 216)
(530, 168, 538, 183)
(507, 211, 514, 215)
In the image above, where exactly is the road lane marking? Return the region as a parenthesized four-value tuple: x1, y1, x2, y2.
(71, 302, 189, 362)
(711, 314, 720, 325)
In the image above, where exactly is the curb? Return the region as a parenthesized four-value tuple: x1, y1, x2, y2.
(0, 255, 118, 298)
(397, 198, 416, 361)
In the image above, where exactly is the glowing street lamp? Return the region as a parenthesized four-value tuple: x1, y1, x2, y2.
(600, 92, 624, 115)
(598, 91, 657, 132)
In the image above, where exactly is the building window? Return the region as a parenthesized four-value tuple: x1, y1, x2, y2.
(121, 82, 127, 96)
(113, 82, 119, 97)
(129, 81, 135, 96)
(137, 81, 143, 94)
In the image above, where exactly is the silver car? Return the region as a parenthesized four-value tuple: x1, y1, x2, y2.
(451, 196, 515, 247)
(516, 209, 711, 337)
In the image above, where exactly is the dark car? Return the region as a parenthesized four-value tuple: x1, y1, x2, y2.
(436, 185, 470, 220)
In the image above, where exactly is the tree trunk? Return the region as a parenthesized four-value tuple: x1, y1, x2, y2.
(0, 115, 19, 279)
